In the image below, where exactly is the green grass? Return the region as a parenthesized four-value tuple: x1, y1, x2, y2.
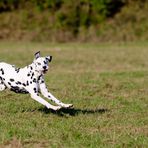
(0, 41, 147, 147)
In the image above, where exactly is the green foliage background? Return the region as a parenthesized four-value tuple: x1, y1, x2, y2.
(0, 0, 148, 42)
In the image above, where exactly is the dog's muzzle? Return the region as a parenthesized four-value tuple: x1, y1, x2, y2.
(43, 66, 48, 74)
(43, 69, 48, 74)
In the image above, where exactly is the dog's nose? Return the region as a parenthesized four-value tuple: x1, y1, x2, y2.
(43, 66, 47, 69)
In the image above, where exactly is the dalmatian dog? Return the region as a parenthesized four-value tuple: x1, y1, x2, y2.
(0, 51, 73, 111)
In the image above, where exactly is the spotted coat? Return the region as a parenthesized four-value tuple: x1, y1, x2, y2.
(0, 51, 73, 111)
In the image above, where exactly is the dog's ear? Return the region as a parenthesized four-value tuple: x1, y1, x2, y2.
(35, 51, 40, 59)
(46, 56, 52, 62)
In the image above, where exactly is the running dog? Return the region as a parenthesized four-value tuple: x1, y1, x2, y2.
(0, 51, 73, 110)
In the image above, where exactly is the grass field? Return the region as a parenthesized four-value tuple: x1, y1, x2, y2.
(0, 41, 147, 147)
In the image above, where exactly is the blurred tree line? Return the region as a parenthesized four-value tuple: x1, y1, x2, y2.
(0, 0, 148, 42)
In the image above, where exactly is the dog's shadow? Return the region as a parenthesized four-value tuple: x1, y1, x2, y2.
(37, 107, 109, 117)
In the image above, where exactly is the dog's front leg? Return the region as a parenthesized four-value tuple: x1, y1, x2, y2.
(27, 88, 61, 110)
(39, 82, 73, 108)
(31, 93, 62, 110)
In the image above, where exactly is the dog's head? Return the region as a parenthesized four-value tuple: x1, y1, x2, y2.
(33, 51, 52, 74)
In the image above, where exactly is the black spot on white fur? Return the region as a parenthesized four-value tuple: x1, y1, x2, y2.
(16, 81, 21, 85)
(27, 73, 30, 77)
(33, 78, 36, 83)
(31, 72, 34, 79)
(0, 68, 4, 75)
(30, 66, 33, 70)
(26, 81, 29, 86)
(38, 75, 42, 81)
(37, 62, 41, 65)
(33, 88, 37, 93)
(22, 83, 26, 86)
(10, 79, 14, 82)
(15, 68, 20, 73)
(41, 80, 44, 84)
(10, 86, 28, 94)
(8, 82, 11, 86)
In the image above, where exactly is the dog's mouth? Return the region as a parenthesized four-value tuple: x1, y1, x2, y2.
(43, 69, 48, 74)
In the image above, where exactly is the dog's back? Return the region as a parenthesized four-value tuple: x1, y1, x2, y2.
(0, 62, 28, 92)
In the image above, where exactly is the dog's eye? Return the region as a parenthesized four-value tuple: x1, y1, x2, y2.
(44, 61, 47, 65)
(37, 63, 41, 65)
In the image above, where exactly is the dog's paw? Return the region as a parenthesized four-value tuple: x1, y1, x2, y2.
(52, 106, 62, 111)
(62, 104, 73, 108)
